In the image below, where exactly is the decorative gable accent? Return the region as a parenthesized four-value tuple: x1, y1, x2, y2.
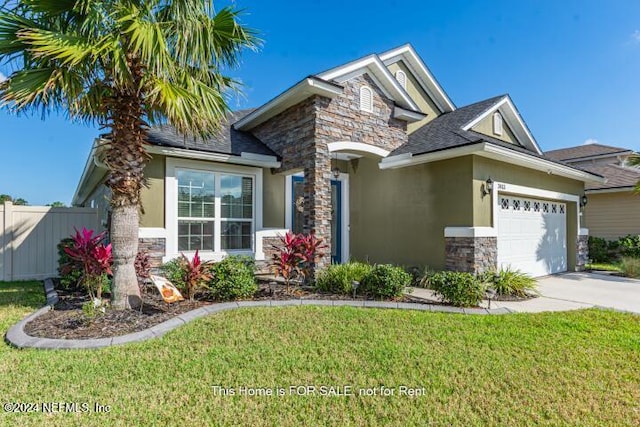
(379, 44, 455, 114)
(461, 95, 542, 155)
(395, 70, 407, 89)
(359, 86, 373, 112)
(492, 112, 503, 136)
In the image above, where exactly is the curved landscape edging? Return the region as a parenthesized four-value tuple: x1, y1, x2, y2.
(5, 278, 513, 350)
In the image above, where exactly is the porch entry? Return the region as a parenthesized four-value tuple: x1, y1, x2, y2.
(291, 176, 342, 264)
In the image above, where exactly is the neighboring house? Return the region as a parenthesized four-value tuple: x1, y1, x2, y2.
(546, 144, 640, 240)
(73, 44, 603, 278)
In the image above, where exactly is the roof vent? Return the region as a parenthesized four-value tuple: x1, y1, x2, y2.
(360, 86, 373, 113)
(493, 112, 503, 136)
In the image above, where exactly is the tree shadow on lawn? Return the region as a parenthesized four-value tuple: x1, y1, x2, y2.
(0, 281, 44, 309)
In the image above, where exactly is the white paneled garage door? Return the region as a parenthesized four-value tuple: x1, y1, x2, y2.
(497, 195, 567, 277)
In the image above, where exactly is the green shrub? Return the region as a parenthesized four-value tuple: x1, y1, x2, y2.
(618, 235, 640, 259)
(490, 267, 537, 297)
(57, 238, 81, 290)
(588, 236, 615, 263)
(429, 271, 485, 307)
(414, 266, 438, 289)
(360, 264, 411, 299)
(207, 256, 257, 301)
(161, 258, 188, 295)
(316, 262, 373, 294)
(620, 257, 640, 278)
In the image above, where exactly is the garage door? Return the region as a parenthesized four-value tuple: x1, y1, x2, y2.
(497, 195, 567, 277)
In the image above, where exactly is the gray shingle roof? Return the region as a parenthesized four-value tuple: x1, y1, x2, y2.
(582, 164, 640, 191)
(391, 95, 513, 156)
(545, 144, 632, 161)
(145, 109, 277, 157)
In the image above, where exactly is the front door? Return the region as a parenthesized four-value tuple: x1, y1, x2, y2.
(291, 176, 342, 264)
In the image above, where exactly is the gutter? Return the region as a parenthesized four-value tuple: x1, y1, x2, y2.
(379, 142, 606, 184)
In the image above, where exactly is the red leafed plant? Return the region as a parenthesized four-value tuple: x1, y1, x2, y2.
(271, 232, 326, 292)
(179, 250, 213, 301)
(62, 227, 113, 299)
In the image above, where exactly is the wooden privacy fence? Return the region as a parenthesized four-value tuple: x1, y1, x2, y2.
(0, 201, 100, 281)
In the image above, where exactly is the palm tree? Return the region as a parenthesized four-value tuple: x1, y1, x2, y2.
(0, 1, 257, 309)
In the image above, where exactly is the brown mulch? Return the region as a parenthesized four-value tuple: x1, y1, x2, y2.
(24, 282, 423, 340)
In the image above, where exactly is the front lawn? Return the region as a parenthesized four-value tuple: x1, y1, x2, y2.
(1, 281, 639, 426)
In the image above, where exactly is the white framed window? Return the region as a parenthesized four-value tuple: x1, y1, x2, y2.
(395, 70, 407, 89)
(359, 86, 373, 112)
(165, 158, 263, 261)
(493, 111, 503, 136)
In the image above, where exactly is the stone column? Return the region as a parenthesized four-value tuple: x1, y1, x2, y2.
(302, 144, 332, 273)
(445, 236, 497, 274)
(576, 234, 588, 271)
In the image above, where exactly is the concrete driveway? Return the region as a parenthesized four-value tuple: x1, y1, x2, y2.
(490, 272, 640, 314)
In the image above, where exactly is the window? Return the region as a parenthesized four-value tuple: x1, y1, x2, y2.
(359, 86, 373, 112)
(493, 112, 503, 136)
(395, 70, 407, 89)
(177, 169, 254, 252)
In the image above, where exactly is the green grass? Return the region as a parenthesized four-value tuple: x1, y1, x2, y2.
(1, 281, 639, 426)
(586, 262, 622, 272)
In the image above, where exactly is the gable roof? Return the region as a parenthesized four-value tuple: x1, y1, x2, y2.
(392, 95, 543, 156)
(584, 164, 640, 191)
(235, 43, 442, 131)
(378, 44, 455, 113)
(545, 144, 633, 162)
(317, 53, 420, 111)
(146, 109, 276, 157)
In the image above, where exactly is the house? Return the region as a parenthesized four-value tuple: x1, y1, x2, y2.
(545, 144, 640, 240)
(73, 44, 604, 278)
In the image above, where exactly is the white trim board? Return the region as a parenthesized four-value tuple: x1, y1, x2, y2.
(444, 227, 497, 238)
(317, 54, 420, 112)
(379, 141, 605, 184)
(146, 145, 280, 169)
(327, 141, 390, 158)
(139, 228, 167, 239)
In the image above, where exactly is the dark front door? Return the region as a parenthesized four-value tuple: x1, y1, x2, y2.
(291, 176, 342, 264)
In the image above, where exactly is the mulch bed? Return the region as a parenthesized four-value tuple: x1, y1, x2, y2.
(24, 282, 423, 340)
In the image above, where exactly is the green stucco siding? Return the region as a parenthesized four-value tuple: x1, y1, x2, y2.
(471, 114, 519, 144)
(386, 62, 442, 134)
(349, 156, 472, 269)
(263, 170, 285, 228)
(140, 155, 165, 228)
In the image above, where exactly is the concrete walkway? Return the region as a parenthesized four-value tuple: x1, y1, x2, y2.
(408, 272, 640, 314)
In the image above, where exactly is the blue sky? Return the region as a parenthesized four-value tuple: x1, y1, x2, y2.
(1, 0, 639, 205)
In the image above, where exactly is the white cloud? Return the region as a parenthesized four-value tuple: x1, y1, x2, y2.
(0, 72, 6, 83)
(583, 138, 599, 145)
(633, 30, 640, 43)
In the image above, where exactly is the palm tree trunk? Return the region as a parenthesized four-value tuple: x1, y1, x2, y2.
(110, 203, 142, 309)
(105, 80, 148, 309)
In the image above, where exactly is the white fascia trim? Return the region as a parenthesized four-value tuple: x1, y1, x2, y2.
(379, 143, 481, 169)
(379, 142, 605, 184)
(234, 77, 343, 130)
(462, 96, 542, 155)
(139, 227, 167, 238)
(72, 139, 108, 206)
(480, 144, 605, 183)
(585, 186, 635, 194)
(327, 141, 390, 158)
(560, 151, 634, 163)
(579, 228, 589, 236)
(379, 44, 456, 113)
(317, 55, 419, 112)
(146, 145, 281, 168)
(444, 227, 497, 238)
(255, 228, 289, 261)
(393, 106, 427, 122)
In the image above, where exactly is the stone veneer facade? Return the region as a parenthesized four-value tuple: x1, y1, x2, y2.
(252, 75, 408, 273)
(577, 235, 589, 271)
(138, 238, 166, 274)
(445, 237, 498, 274)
